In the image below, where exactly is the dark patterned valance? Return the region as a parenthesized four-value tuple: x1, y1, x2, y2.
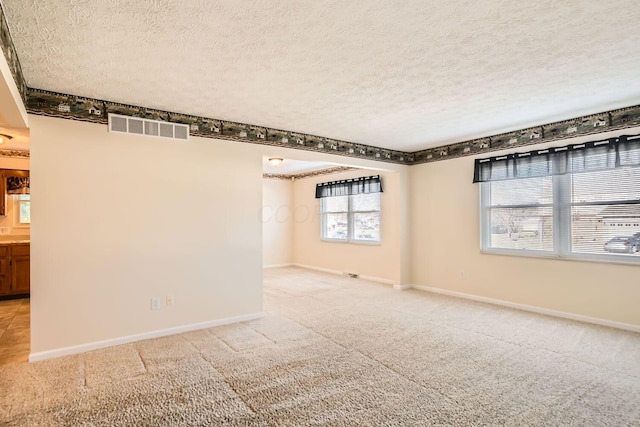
(473, 134, 640, 183)
(315, 175, 383, 198)
(7, 176, 29, 194)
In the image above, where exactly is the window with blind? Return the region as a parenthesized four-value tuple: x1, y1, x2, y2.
(476, 134, 640, 262)
(317, 176, 382, 243)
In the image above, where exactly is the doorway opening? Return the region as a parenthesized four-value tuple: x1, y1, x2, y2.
(0, 150, 31, 365)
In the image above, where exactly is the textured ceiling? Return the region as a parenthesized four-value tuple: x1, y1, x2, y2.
(3, 0, 640, 152)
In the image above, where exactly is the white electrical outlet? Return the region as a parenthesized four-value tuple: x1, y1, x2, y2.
(459, 270, 465, 279)
(0, 227, 9, 235)
(166, 294, 174, 306)
(151, 297, 162, 310)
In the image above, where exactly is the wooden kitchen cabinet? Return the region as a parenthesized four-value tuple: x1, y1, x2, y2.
(0, 173, 5, 216)
(10, 245, 30, 294)
(0, 246, 8, 296)
(0, 243, 30, 298)
(0, 276, 11, 297)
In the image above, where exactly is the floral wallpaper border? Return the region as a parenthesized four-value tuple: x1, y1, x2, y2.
(264, 166, 356, 180)
(0, 2, 27, 103)
(26, 88, 410, 165)
(0, 149, 28, 159)
(410, 105, 640, 164)
(26, 88, 640, 167)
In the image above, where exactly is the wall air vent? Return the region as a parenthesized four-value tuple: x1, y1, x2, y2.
(108, 114, 189, 141)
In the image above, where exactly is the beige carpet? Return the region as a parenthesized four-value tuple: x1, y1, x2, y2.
(1, 267, 639, 426)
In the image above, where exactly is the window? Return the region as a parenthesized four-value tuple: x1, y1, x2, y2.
(316, 175, 383, 244)
(322, 195, 348, 240)
(321, 193, 381, 243)
(481, 176, 554, 252)
(477, 134, 640, 263)
(16, 195, 30, 225)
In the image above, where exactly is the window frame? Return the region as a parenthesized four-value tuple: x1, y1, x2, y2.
(479, 176, 557, 257)
(480, 173, 640, 265)
(321, 193, 382, 245)
(320, 195, 349, 243)
(13, 194, 31, 228)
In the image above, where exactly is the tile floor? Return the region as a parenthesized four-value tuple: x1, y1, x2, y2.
(0, 298, 30, 365)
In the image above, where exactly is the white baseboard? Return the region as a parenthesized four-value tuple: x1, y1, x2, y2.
(263, 263, 293, 269)
(360, 275, 395, 286)
(29, 312, 265, 363)
(293, 263, 341, 276)
(406, 284, 640, 333)
(293, 263, 394, 286)
(393, 284, 412, 291)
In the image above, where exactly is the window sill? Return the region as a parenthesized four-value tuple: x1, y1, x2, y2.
(481, 248, 640, 266)
(321, 238, 381, 246)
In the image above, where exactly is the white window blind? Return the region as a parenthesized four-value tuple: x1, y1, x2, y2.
(569, 168, 640, 256)
(478, 133, 640, 263)
(483, 176, 554, 252)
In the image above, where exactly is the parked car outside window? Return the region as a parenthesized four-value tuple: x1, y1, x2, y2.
(604, 233, 640, 254)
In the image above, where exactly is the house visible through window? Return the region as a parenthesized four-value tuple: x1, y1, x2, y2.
(476, 134, 640, 263)
(316, 175, 383, 243)
(321, 193, 381, 242)
(483, 175, 554, 252)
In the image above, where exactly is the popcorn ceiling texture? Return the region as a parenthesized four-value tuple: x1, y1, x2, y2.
(4, 0, 640, 154)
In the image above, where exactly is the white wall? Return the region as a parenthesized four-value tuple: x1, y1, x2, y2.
(28, 111, 639, 356)
(262, 178, 293, 267)
(30, 115, 264, 355)
(410, 128, 640, 328)
(0, 158, 29, 171)
(292, 169, 405, 285)
(0, 45, 28, 128)
(28, 115, 404, 358)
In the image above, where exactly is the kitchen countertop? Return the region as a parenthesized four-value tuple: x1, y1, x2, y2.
(0, 236, 30, 245)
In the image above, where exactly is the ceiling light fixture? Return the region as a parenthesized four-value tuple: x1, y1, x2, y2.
(268, 157, 284, 166)
(0, 133, 13, 145)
